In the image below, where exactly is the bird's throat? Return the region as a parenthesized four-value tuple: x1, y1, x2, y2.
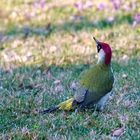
(97, 49, 106, 64)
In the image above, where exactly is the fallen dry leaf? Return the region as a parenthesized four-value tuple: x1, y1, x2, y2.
(120, 54, 129, 64)
(61, 111, 67, 119)
(119, 115, 129, 124)
(123, 84, 129, 91)
(54, 79, 61, 85)
(124, 99, 134, 108)
(112, 126, 125, 137)
(122, 74, 128, 79)
(46, 71, 52, 80)
(89, 130, 96, 136)
(21, 126, 30, 136)
(70, 81, 78, 91)
(54, 85, 63, 93)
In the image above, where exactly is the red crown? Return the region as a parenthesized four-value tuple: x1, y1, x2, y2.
(100, 42, 112, 65)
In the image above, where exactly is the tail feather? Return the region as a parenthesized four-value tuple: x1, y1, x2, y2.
(40, 98, 74, 114)
(58, 98, 74, 110)
(39, 106, 59, 114)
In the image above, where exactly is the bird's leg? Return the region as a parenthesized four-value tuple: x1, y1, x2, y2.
(96, 91, 112, 111)
(72, 99, 78, 108)
(74, 102, 86, 113)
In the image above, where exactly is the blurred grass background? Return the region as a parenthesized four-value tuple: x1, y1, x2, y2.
(0, 0, 140, 139)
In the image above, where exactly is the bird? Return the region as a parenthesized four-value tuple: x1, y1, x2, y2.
(40, 37, 114, 113)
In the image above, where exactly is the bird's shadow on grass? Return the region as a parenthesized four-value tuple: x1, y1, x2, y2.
(1, 14, 133, 38)
(53, 14, 132, 32)
(0, 63, 89, 132)
(0, 58, 139, 133)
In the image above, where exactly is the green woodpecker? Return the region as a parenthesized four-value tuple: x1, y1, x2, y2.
(41, 37, 114, 113)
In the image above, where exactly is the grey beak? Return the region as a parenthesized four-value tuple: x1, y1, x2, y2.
(93, 37, 101, 52)
(93, 37, 99, 45)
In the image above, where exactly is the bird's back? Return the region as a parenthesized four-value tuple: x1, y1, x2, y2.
(79, 63, 114, 105)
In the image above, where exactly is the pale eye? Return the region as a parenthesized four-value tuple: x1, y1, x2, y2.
(97, 44, 102, 52)
(98, 45, 101, 49)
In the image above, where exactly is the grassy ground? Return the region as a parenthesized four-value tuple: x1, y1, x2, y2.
(0, 0, 140, 139)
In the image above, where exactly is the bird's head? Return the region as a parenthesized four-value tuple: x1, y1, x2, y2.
(93, 37, 112, 65)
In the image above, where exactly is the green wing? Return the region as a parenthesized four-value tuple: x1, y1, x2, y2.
(74, 64, 114, 107)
